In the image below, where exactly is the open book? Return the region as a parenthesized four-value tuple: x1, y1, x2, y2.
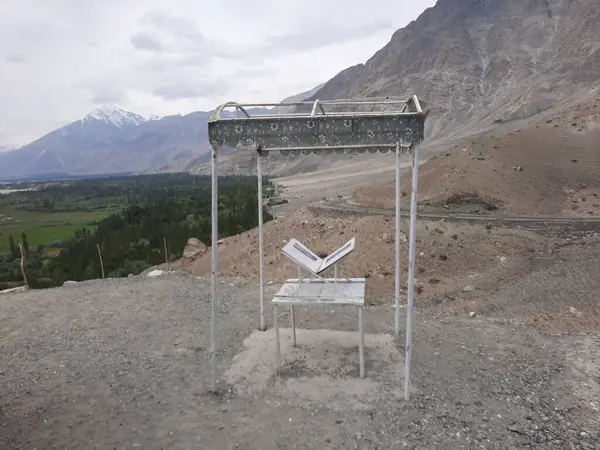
(281, 237, 356, 274)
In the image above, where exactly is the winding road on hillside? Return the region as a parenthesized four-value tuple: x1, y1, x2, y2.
(311, 201, 600, 222)
(306, 201, 600, 237)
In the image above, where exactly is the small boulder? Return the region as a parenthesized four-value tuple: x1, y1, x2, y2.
(463, 285, 476, 293)
(182, 238, 208, 264)
(147, 269, 164, 278)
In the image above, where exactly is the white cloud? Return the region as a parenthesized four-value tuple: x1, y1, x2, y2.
(0, 0, 436, 147)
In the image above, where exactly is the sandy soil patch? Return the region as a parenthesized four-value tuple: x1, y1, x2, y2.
(226, 328, 401, 411)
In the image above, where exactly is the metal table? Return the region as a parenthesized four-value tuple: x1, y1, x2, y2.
(271, 277, 366, 378)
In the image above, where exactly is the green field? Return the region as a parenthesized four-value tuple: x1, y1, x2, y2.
(0, 208, 114, 253)
(0, 174, 271, 290)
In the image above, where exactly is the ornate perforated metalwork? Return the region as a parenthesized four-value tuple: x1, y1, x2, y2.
(207, 96, 427, 154)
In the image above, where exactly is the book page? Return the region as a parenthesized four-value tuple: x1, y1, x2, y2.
(320, 237, 356, 272)
(281, 238, 323, 273)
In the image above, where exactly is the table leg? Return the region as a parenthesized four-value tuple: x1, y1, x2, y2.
(274, 305, 281, 374)
(290, 305, 297, 346)
(334, 263, 338, 285)
(359, 306, 365, 378)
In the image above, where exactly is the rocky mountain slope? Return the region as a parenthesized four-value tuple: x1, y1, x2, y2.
(355, 93, 600, 215)
(271, 83, 325, 114)
(306, 0, 600, 138)
(207, 0, 600, 179)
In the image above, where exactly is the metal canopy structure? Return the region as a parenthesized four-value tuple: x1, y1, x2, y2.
(207, 96, 428, 400)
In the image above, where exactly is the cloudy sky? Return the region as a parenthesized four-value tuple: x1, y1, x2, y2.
(0, 0, 435, 147)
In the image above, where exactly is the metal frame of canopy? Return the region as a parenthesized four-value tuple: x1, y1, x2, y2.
(207, 95, 428, 400)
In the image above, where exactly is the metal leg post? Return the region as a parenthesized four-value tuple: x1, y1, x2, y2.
(359, 306, 365, 378)
(274, 305, 281, 374)
(210, 149, 219, 392)
(290, 305, 296, 346)
(257, 151, 266, 331)
(395, 142, 402, 336)
(404, 144, 421, 401)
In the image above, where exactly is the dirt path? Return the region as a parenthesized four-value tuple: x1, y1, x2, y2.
(0, 273, 597, 449)
(271, 156, 407, 216)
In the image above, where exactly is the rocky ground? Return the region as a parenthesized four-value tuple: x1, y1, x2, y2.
(0, 273, 598, 449)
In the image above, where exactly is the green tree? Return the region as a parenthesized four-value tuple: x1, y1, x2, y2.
(21, 232, 29, 252)
(8, 234, 17, 259)
(0, 173, 275, 288)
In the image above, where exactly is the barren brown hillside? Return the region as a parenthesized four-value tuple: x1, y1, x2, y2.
(355, 96, 600, 215)
(186, 209, 534, 301)
(195, 0, 600, 198)
(178, 206, 600, 334)
(304, 0, 600, 139)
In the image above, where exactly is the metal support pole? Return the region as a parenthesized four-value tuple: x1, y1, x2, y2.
(404, 144, 420, 401)
(257, 149, 266, 331)
(334, 262, 339, 285)
(290, 306, 296, 346)
(210, 149, 219, 392)
(274, 305, 281, 374)
(359, 306, 365, 378)
(395, 142, 402, 336)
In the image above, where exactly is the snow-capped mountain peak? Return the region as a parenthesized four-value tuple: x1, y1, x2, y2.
(83, 105, 147, 128)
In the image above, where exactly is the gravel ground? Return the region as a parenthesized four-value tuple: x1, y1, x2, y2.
(0, 272, 598, 449)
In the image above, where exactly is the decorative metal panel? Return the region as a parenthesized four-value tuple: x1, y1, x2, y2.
(207, 96, 428, 153)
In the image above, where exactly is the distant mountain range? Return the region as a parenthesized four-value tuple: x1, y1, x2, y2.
(7, 0, 598, 182)
(0, 105, 248, 180)
(0, 83, 329, 181)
